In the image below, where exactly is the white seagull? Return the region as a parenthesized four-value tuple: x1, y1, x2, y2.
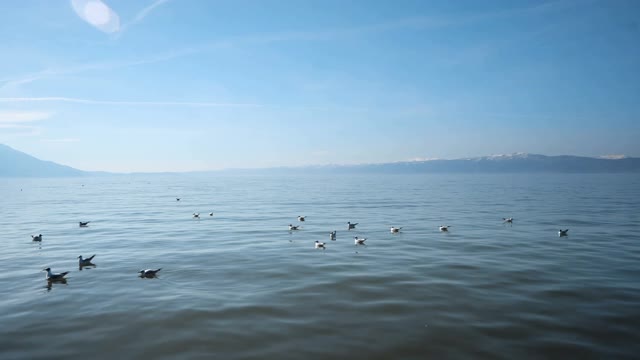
(314, 241, 326, 249)
(439, 225, 450, 232)
(298, 216, 306, 222)
(347, 222, 358, 230)
(139, 268, 162, 277)
(289, 224, 300, 231)
(31, 234, 42, 242)
(354, 236, 367, 245)
(78, 254, 96, 266)
(79, 221, 90, 227)
(329, 231, 337, 240)
(558, 229, 569, 237)
(503, 218, 513, 223)
(43, 267, 69, 281)
(193, 213, 200, 218)
(390, 226, 402, 233)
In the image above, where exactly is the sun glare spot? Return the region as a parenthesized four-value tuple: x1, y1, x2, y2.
(71, 0, 120, 33)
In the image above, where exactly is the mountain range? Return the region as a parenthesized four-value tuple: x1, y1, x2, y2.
(0, 143, 86, 177)
(1, 143, 639, 177)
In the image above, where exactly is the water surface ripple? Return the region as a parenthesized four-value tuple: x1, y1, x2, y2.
(1, 174, 639, 359)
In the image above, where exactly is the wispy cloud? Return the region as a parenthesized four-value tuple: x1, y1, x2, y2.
(0, 111, 52, 137)
(0, 111, 53, 123)
(0, 97, 260, 107)
(0, 45, 215, 90)
(118, 0, 171, 35)
(42, 138, 81, 143)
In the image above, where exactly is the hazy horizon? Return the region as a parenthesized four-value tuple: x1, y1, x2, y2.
(1, 0, 639, 172)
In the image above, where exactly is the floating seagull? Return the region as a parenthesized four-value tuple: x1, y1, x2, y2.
(390, 226, 402, 233)
(79, 221, 90, 227)
(43, 267, 69, 281)
(439, 225, 450, 232)
(558, 229, 569, 237)
(139, 268, 162, 278)
(193, 213, 200, 218)
(329, 230, 337, 240)
(315, 241, 326, 249)
(289, 224, 300, 231)
(348, 222, 358, 230)
(78, 254, 96, 266)
(298, 215, 306, 222)
(503, 218, 514, 223)
(354, 236, 367, 245)
(209, 212, 214, 216)
(176, 198, 180, 201)
(31, 234, 42, 242)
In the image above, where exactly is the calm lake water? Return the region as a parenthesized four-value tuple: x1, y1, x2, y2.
(1, 173, 639, 359)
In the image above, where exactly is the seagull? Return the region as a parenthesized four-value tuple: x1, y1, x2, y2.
(329, 231, 336, 240)
(390, 226, 402, 233)
(298, 216, 306, 222)
(439, 225, 450, 232)
(78, 254, 96, 266)
(315, 241, 326, 249)
(348, 222, 358, 230)
(558, 229, 569, 237)
(176, 198, 180, 201)
(354, 236, 367, 245)
(31, 234, 42, 242)
(289, 224, 300, 231)
(209, 212, 213, 216)
(139, 268, 162, 277)
(79, 221, 90, 227)
(43, 267, 69, 281)
(503, 218, 514, 223)
(193, 213, 200, 218)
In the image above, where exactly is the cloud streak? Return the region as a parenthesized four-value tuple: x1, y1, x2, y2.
(0, 111, 52, 137)
(119, 0, 170, 35)
(0, 111, 53, 123)
(0, 45, 216, 90)
(0, 97, 261, 107)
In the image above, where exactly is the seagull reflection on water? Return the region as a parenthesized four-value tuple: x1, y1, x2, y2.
(79, 262, 96, 271)
(46, 278, 67, 291)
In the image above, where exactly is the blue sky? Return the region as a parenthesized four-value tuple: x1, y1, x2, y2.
(0, 0, 639, 172)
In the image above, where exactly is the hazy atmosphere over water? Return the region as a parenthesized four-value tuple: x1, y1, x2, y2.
(1, 0, 640, 172)
(1, 1, 640, 359)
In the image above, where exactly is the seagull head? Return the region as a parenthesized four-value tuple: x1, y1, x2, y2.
(43, 267, 51, 272)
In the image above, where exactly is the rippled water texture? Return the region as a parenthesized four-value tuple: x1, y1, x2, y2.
(1, 173, 639, 359)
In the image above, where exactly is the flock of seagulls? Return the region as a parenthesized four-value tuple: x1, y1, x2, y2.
(192, 212, 214, 219)
(32, 196, 571, 286)
(33, 220, 162, 285)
